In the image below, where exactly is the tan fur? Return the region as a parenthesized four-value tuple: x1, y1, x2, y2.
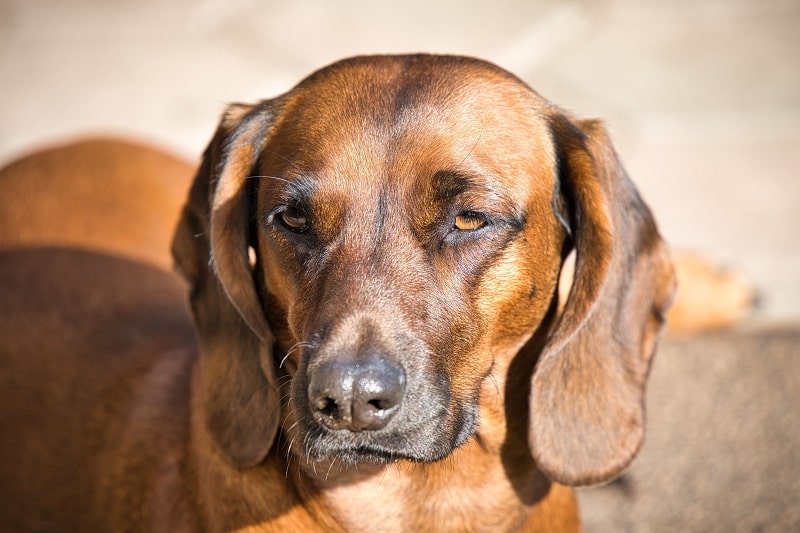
(0, 55, 680, 531)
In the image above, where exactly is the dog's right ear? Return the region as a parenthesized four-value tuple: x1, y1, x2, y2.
(172, 102, 281, 468)
(528, 114, 676, 487)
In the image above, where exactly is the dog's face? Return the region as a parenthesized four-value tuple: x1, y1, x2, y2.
(173, 54, 675, 487)
(253, 59, 565, 464)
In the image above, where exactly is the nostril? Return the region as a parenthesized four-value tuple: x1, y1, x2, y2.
(316, 397, 340, 418)
(367, 399, 390, 411)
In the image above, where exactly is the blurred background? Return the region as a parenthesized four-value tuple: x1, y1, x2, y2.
(1, 0, 798, 323)
(2, 0, 799, 529)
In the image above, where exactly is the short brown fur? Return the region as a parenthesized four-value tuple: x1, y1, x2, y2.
(0, 137, 194, 270)
(0, 55, 677, 531)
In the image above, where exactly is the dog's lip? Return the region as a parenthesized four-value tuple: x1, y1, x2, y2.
(308, 432, 472, 465)
(306, 441, 405, 465)
(339, 444, 403, 463)
(301, 405, 478, 465)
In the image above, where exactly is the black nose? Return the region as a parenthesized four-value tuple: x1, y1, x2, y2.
(308, 357, 405, 432)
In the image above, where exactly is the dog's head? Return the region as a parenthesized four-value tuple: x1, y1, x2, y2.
(172, 55, 675, 487)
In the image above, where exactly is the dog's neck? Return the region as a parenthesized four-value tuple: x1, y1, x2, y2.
(291, 441, 578, 532)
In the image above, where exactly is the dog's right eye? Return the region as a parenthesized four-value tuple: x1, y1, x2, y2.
(454, 212, 488, 232)
(278, 207, 309, 233)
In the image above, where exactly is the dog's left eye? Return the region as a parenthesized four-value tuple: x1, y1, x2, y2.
(278, 206, 309, 233)
(454, 212, 488, 231)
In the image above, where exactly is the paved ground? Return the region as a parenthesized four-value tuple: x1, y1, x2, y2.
(579, 326, 800, 532)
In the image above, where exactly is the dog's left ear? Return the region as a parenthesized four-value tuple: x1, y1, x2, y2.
(172, 102, 281, 468)
(529, 114, 676, 486)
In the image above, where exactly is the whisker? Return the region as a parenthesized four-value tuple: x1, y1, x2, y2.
(278, 353, 293, 369)
(378, 464, 390, 488)
(284, 438, 295, 478)
(279, 411, 294, 432)
(279, 341, 314, 369)
(247, 174, 292, 185)
(262, 150, 306, 175)
(274, 377, 293, 390)
(455, 124, 484, 172)
(278, 392, 293, 405)
(325, 458, 337, 480)
(487, 371, 502, 398)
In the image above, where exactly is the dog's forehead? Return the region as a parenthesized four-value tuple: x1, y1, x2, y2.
(263, 55, 556, 202)
(291, 55, 549, 133)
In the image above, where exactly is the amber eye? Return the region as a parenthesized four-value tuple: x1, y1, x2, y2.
(454, 212, 488, 231)
(279, 207, 308, 233)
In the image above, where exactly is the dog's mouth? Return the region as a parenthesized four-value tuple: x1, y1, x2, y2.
(310, 443, 404, 465)
(293, 400, 479, 467)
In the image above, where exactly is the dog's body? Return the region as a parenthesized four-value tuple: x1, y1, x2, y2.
(0, 137, 194, 270)
(0, 248, 196, 530)
(0, 55, 678, 531)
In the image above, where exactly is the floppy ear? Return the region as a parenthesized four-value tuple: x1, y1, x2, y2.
(529, 114, 676, 486)
(172, 102, 281, 467)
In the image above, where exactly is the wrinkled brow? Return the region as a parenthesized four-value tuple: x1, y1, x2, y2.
(432, 170, 475, 202)
(257, 173, 318, 206)
(432, 170, 520, 218)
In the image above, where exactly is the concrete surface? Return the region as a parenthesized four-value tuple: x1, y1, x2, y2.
(579, 326, 800, 531)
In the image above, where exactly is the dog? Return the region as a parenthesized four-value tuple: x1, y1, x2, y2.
(0, 54, 677, 531)
(0, 136, 194, 270)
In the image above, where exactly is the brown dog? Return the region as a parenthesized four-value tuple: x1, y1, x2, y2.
(0, 137, 194, 270)
(0, 55, 676, 531)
